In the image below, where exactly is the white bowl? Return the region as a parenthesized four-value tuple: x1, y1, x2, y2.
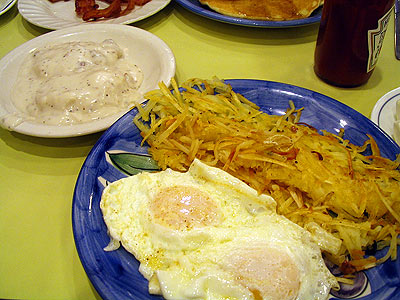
(371, 87, 400, 143)
(0, 24, 175, 138)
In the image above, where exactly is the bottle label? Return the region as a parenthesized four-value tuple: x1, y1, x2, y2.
(367, 6, 393, 72)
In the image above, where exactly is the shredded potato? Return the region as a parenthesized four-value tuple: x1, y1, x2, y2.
(133, 77, 400, 273)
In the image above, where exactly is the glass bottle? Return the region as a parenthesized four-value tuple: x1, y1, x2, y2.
(314, 0, 395, 87)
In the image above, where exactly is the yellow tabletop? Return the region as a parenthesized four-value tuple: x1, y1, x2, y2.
(0, 2, 399, 300)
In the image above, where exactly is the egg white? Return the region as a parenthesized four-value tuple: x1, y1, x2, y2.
(100, 159, 338, 300)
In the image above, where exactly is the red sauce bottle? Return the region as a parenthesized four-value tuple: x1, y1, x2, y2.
(314, 0, 395, 87)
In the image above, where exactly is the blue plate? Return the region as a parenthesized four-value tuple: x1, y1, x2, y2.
(175, 0, 322, 28)
(72, 79, 400, 300)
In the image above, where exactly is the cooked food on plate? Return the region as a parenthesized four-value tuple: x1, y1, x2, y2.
(101, 158, 339, 300)
(132, 77, 400, 277)
(11, 39, 143, 126)
(48, 0, 152, 21)
(199, 0, 323, 21)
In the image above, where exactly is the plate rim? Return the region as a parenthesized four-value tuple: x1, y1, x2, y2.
(0, 23, 176, 138)
(72, 78, 400, 300)
(0, 0, 16, 16)
(175, 0, 322, 28)
(370, 87, 400, 139)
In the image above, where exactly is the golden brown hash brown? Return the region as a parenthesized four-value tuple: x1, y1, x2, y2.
(133, 77, 400, 274)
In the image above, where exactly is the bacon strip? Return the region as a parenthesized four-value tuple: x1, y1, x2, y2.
(82, 0, 121, 20)
(49, 0, 152, 21)
(75, 0, 98, 16)
(121, 0, 136, 16)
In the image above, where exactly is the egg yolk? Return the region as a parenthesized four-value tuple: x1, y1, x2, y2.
(150, 186, 221, 230)
(225, 246, 300, 300)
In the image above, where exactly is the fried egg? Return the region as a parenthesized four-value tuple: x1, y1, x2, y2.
(100, 159, 338, 300)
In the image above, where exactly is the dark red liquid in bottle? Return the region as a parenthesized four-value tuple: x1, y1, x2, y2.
(314, 0, 394, 87)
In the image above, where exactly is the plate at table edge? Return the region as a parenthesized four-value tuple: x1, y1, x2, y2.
(0, 0, 16, 16)
(72, 79, 400, 300)
(371, 87, 400, 145)
(175, 0, 322, 28)
(0, 23, 175, 138)
(17, 0, 171, 30)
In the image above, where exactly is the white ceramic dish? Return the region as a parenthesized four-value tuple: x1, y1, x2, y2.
(370, 87, 400, 143)
(0, 0, 16, 15)
(18, 0, 171, 30)
(0, 24, 176, 138)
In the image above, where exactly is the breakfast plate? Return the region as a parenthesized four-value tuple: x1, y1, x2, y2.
(0, 0, 16, 16)
(0, 23, 175, 138)
(175, 0, 322, 28)
(72, 79, 400, 300)
(18, 0, 171, 30)
(371, 87, 400, 145)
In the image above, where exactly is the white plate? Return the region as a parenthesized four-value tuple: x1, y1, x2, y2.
(0, 0, 16, 15)
(370, 87, 400, 142)
(18, 0, 171, 30)
(0, 24, 176, 138)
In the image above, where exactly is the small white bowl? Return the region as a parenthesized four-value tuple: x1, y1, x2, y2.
(371, 87, 400, 143)
(0, 24, 176, 138)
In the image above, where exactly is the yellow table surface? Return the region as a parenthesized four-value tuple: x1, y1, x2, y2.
(0, 2, 399, 299)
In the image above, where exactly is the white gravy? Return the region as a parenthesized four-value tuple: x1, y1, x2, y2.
(11, 39, 144, 125)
